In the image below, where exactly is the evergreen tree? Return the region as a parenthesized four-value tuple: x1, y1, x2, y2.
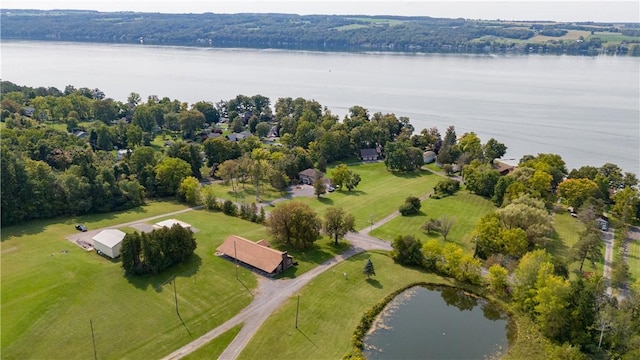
(363, 259, 376, 279)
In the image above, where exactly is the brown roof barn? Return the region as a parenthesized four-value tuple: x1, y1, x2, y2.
(216, 235, 294, 276)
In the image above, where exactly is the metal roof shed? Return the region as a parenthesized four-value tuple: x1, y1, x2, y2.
(92, 229, 126, 259)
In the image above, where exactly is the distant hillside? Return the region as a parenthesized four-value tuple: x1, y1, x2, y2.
(2, 9, 639, 55)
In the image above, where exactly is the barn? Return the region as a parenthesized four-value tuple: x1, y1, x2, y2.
(216, 235, 294, 276)
(92, 229, 126, 258)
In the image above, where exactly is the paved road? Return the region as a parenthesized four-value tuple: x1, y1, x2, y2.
(163, 231, 391, 360)
(602, 228, 614, 297)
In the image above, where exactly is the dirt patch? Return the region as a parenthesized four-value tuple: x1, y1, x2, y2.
(1, 246, 18, 254)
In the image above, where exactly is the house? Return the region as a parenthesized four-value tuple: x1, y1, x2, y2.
(23, 106, 36, 117)
(92, 229, 126, 258)
(423, 150, 437, 164)
(226, 131, 252, 142)
(299, 168, 323, 185)
(216, 235, 294, 276)
(154, 219, 192, 231)
(493, 160, 516, 176)
(73, 130, 88, 139)
(116, 149, 129, 161)
(360, 148, 379, 161)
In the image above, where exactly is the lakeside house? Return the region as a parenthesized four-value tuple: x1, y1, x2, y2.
(216, 235, 294, 276)
(360, 148, 379, 161)
(423, 150, 437, 164)
(493, 160, 516, 176)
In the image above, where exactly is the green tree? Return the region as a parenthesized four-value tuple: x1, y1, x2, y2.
(178, 176, 202, 205)
(483, 138, 507, 163)
(399, 195, 421, 216)
(201, 185, 219, 210)
(391, 235, 423, 266)
(437, 215, 455, 241)
(203, 137, 241, 166)
(267, 201, 321, 250)
(487, 264, 509, 296)
(179, 109, 205, 139)
(255, 121, 271, 138)
(154, 157, 192, 196)
(557, 178, 600, 209)
(331, 164, 351, 189)
(323, 206, 355, 245)
(92, 98, 119, 124)
(572, 228, 603, 272)
(313, 170, 326, 198)
(611, 186, 639, 224)
(363, 259, 376, 279)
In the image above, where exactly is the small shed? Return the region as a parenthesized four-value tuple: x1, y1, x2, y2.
(93, 229, 126, 258)
(154, 219, 192, 231)
(423, 150, 436, 164)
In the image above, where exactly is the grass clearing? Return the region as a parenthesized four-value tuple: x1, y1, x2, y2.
(627, 232, 640, 285)
(371, 190, 495, 253)
(550, 212, 604, 277)
(293, 162, 441, 230)
(182, 324, 243, 360)
(1, 205, 268, 359)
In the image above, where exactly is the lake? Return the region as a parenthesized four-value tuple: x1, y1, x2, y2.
(2, 41, 638, 175)
(363, 286, 512, 360)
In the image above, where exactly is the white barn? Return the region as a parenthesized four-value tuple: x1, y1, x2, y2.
(154, 219, 192, 231)
(92, 229, 126, 258)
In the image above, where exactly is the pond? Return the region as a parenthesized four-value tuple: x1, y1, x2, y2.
(363, 285, 513, 360)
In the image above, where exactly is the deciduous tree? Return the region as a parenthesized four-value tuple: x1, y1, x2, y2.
(323, 206, 355, 245)
(267, 201, 321, 249)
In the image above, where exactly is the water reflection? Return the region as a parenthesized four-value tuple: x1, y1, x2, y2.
(364, 286, 511, 360)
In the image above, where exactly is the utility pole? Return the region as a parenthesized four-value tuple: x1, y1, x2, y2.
(295, 295, 300, 329)
(90, 319, 97, 360)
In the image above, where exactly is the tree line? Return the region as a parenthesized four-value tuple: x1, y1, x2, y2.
(2, 10, 639, 56)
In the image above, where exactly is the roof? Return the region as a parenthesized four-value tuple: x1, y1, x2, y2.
(423, 150, 436, 157)
(360, 148, 378, 158)
(493, 160, 516, 175)
(299, 168, 322, 178)
(217, 235, 288, 274)
(92, 229, 126, 248)
(154, 218, 191, 229)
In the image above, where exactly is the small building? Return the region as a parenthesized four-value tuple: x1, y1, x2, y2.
(216, 235, 294, 276)
(299, 168, 323, 185)
(154, 219, 192, 231)
(493, 160, 516, 176)
(92, 229, 126, 258)
(226, 131, 252, 142)
(73, 130, 88, 139)
(360, 148, 379, 161)
(423, 150, 437, 164)
(116, 149, 129, 161)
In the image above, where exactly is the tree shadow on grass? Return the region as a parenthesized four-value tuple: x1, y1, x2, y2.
(124, 254, 202, 292)
(366, 278, 383, 288)
(547, 229, 570, 258)
(318, 197, 334, 205)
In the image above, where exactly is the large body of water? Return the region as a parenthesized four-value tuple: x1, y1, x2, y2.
(364, 286, 511, 359)
(2, 41, 638, 175)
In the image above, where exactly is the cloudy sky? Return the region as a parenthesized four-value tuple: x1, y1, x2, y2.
(2, 0, 638, 23)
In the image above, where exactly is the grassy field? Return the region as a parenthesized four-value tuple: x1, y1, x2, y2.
(293, 162, 441, 230)
(1, 205, 268, 359)
(627, 230, 640, 287)
(275, 238, 351, 279)
(182, 325, 243, 360)
(238, 251, 547, 360)
(371, 190, 496, 253)
(550, 211, 605, 278)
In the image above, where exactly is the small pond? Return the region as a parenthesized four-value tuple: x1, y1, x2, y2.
(363, 285, 513, 359)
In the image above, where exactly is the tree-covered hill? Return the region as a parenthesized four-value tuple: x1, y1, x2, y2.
(1, 9, 639, 55)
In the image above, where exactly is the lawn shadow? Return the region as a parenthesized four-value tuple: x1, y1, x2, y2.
(177, 311, 192, 337)
(547, 229, 570, 257)
(125, 254, 202, 292)
(340, 189, 367, 196)
(297, 328, 318, 347)
(318, 197, 334, 205)
(366, 278, 383, 288)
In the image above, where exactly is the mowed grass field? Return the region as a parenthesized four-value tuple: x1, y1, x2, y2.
(293, 161, 441, 230)
(1, 204, 269, 359)
(371, 189, 496, 253)
(627, 228, 640, 287)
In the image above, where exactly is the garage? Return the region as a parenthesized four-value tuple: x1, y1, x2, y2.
(92, 229, 126, 259)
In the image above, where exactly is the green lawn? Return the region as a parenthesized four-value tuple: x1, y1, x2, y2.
(208, 181, 286, 204)
(238, 251, 547, 360)
(294, 162, 441, 230)
(182, 325, 243, 360)
(275, 238, 351, 279)
(371, 190, 496, 253)
(550, 212, 604, 277)
(1, 205, 267, 360)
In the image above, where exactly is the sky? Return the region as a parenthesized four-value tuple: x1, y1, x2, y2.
(1, 0, 639, 23)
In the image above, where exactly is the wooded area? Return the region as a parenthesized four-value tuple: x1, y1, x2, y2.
(2, 9, 639, 55)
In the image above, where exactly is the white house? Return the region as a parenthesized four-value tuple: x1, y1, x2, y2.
(423, 150, 437, 164)
(154, 219, 192, 231)
(92, 229, 126, 258)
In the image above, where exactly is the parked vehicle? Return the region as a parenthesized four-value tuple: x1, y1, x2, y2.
(75, 224, 87, 232)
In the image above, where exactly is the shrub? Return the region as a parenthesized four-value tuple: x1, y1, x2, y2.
(399, 196, 421, 216)
(433, 178, 460, 197)
(222, 200, 237, 216)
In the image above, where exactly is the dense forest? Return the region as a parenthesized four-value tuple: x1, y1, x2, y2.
(2, 9, 640, 56)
